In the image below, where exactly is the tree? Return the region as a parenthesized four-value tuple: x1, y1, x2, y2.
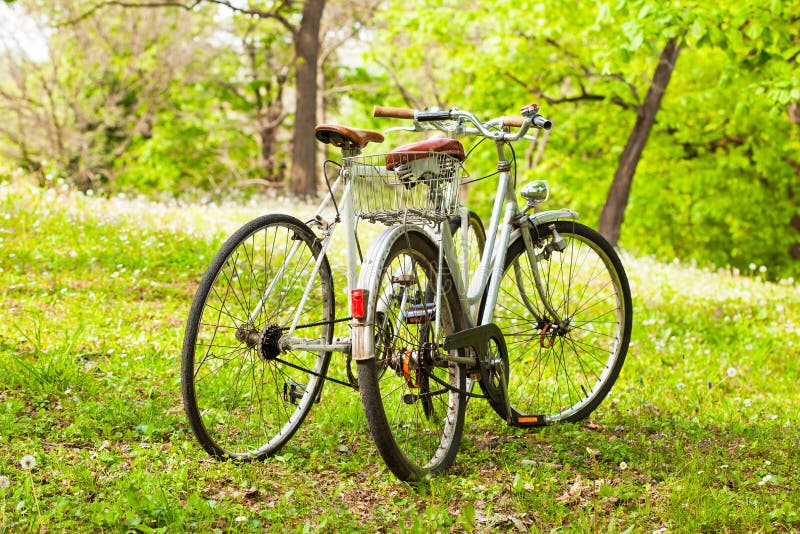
(367, 0, 800, 278)
(290, 0, 326, 197)
(0, 0, 211, 190)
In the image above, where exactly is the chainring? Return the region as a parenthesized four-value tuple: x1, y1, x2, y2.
(478, 335, 510, 419)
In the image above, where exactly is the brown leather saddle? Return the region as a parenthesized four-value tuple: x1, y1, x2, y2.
(315, 124, 384, 149)
(314, 125, 467, 169)
(386, 138, 466, 170)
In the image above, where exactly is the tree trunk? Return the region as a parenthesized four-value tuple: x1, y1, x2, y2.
(289, 0, 325, 198)
(598, 37, 682, 245)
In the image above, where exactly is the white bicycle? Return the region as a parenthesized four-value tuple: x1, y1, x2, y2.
(181, 103, 632, 481)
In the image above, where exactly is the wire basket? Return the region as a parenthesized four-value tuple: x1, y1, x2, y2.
(344, 152, 467, 225)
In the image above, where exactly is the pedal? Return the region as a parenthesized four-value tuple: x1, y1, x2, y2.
(510, 415, 545, 428)
(283, 380, 321, 405)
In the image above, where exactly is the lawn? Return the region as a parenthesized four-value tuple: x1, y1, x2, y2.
(1, 180, 798, 532)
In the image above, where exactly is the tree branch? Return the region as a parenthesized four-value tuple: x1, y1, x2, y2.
(64, 0, 297, 34)
(59, 0, 202, 26)
(201, 0, 296, 34)
(376, 59, 423, 109)
(504, 71, 636, 110)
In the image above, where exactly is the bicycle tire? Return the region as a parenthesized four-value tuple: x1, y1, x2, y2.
(483, 220, 631, 425)
(356, 228, 468, 480)
(449, 210, 486, 289)
(182, 214, 334, 459)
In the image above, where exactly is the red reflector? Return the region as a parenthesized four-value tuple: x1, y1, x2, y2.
(351, 289, 367, 320)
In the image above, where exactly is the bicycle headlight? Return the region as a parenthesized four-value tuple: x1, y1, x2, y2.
(521, 180, 549, 204)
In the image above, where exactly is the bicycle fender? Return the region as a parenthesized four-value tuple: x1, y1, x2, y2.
(351, 224, 434, 361)
(508, 209, 579, 243)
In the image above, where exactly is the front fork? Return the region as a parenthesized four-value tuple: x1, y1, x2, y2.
(518, 218, 569, 325)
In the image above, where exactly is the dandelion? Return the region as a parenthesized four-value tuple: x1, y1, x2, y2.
(726, 367, 737, 378)
(0, 475, 9, 488)
(758, 474, 776, 486)
(19, 455, 41, 527)
(19, 455, 36, 470)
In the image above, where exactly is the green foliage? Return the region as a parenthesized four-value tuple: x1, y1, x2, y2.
(0, 0, 798, 276)
(360, 0, 800, 279)
(0, 1, 277, 196)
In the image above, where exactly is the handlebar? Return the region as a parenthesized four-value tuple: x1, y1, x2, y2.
(372, 104, 551, 143)
(373, 105, 415, 119)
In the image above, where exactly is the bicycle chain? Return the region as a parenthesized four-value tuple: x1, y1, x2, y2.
(280, 316, 351, 332)
(274, 356, 357, 390)
(425, 367, 488, 399)
(275, 318, 486, 400)
(273, 317, 357, 389)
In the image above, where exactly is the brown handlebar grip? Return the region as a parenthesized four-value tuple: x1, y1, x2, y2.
(502, 116, 526, 128)
(373, 105, 416, 119)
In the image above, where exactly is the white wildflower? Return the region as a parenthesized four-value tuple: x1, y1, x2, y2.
(235, 516, 247, 522)
(758, 474, 776, 486)
(619, 461, 628, 470)
(20, 455, 36, 470)
(0, 475, 10, 488)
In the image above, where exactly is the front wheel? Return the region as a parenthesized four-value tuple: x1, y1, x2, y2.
(449, 210, 486, 290)
(484, 220, 632, 425)
(355, 229, 468, 481)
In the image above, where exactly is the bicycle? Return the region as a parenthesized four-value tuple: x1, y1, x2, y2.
(180, 115, 483, 460)
(180, 103, 632, 482)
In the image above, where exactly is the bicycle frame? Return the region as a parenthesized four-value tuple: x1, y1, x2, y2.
(264, 165, 357, 355)
(267, 109, 579, 365)
(434, 138, 579, 358)
(271, 151, 417, 355)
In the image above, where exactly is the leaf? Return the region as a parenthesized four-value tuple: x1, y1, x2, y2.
(596, 3, 611, 24)
(782, 45, 800, 61)
(687, 20, 707, 47)
(598, 484, 616, 498)
(745, 20, 763, 41)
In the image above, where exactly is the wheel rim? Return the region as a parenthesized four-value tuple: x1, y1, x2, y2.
(495, 225, 626, 422)
(188, 221, 332, 457)
(373, 245, 462, 470)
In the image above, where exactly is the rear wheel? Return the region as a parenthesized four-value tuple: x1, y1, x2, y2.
(356, 230, 468, 480)
(182, 214, 334, 459)
(485, 220, 631, 425)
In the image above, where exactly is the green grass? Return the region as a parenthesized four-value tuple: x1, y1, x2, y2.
(1, 179, 799, 532)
